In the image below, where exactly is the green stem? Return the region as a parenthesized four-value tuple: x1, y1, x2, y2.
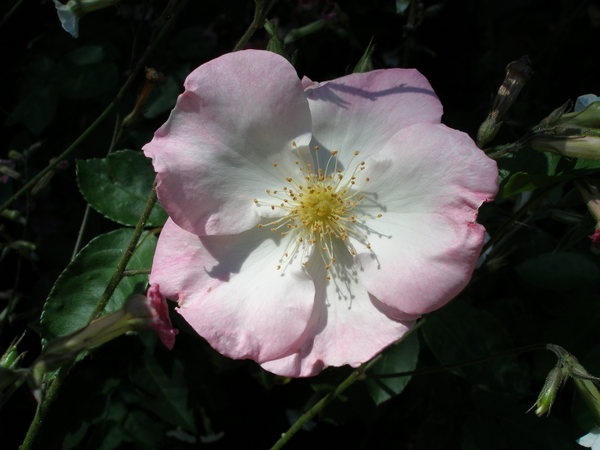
(233, 0, 277, 51)
(20, 362, 73, 450)
(122, 269, 151, 276)
(0, 104, 114, 214)
(70, 205, 90, 261)
(269, 321, 425, 450)
(0, 0, 25, 30)
(91, 184, 156, 319)
(268, 361, 375, 450)
(20, 184, 157, 450)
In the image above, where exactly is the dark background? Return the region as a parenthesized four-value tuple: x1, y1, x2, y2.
(1, 1, 600, 449)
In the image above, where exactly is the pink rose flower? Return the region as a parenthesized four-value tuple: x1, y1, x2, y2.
(143, 50, 498, 377)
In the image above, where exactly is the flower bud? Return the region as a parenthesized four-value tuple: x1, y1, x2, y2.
(529, 130, 600, 160)
(530, 95, 600, 160)
(0, 335, 25, 370)
(575, 180, 600, 252)
(127, 285, 178, 350)
(34, 287, 177, 382)
(477, 55, 533, 147)
(591, 230, 600, 251)
(530, 366, 569, 416)
(572, 369, 600, 427)
(0, 336, 27, 407)
(558, 98, 600, 128)
(53, 0, 121, 38)
(574, 94, 600, 112)
(534, 345, 600, 426)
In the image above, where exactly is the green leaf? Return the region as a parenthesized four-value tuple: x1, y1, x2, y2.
(60, 61, 118, 100)
(422, 301, 525, 392)
(40, 228, 157, 340)
(574, 158, 600, 170)
(284, 19, 328, 45)
(130, 357, 197, 433)
(59, 46, 118, 100)
(122, 409, 165, 447)
(77, 150, 167, 227)
(66, 46, 105, 65)
(500, 171, 568, 198)
(515, 252, 600, 292)
(7, 86, 58, 135)
(265, 20, 288, 60)
(353, 38, 375, 73)
(365, 331, 419, 405)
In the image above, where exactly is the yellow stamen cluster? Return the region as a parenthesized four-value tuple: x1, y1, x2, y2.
(255, 147, 380, 275)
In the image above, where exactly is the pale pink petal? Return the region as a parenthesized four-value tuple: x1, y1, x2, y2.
(357, 123, 498, 217)
(355, 212, 484, 316)
(351, 123, 497, 316)
(305, 68, 442, 166)
(150, 219, 315, 363)
(144, 50, 312, 236)
(261, 251, 414, 377)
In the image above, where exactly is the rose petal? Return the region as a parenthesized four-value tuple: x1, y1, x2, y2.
(352, 123, 497, 315)
(577, 427, 600, 449)
(358, 123, 498, 217)
(150, 219, 316, 363)
(305, 68, 443, 166)
(144, 50, 312, 236)
(355, 211, 484, 316)
(261, 249, 414, 377)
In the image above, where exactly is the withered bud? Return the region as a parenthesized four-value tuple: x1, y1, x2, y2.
(477, 55, 533, 147)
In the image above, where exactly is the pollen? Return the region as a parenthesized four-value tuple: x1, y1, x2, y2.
(255, 148, 377, 274)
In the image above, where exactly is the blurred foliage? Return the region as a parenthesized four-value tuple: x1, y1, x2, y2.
(1, 0, 600, 449)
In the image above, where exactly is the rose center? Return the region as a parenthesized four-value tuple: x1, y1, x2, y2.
(254, 147, 381, 275)
(297, 185, 347, 234)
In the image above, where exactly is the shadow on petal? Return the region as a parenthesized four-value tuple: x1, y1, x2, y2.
(200, 229, 283, 282)
(307, 81, 438, 107)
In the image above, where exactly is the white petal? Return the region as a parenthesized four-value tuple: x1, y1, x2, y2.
(261, 247, 413, 377)
(150, 219, 316, 363)
(144, 50, 312, 236)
